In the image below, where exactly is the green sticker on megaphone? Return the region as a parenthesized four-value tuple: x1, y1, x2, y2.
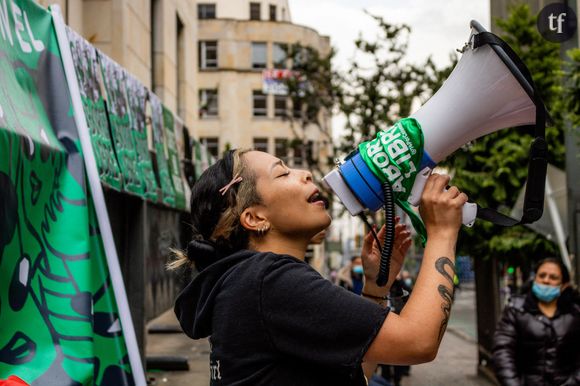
(358, 117, 428, 243)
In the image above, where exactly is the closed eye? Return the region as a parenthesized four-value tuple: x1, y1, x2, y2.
(277, 171, 290, 178)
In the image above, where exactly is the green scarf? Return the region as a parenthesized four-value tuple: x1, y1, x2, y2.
(358, 117, 427, 244)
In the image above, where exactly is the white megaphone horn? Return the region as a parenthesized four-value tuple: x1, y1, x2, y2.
(323, 20, 548, 286)
(324, 20, 548, 227)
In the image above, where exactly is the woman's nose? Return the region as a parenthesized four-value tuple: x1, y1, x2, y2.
(302, 169, 313, 182)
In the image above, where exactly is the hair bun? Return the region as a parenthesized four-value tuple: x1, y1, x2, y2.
(187, 239, 218, 271)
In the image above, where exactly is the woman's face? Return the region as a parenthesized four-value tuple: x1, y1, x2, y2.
(243, 151, 331, 239)
(535, 262, 563, 287)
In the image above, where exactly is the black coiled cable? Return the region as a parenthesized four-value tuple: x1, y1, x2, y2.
(357, 181, 396, 287)
(376, 181, 395, 286)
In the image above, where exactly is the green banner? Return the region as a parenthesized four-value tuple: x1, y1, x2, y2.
(125, 74, 159, 202)
(359, 118, 427, 243)
(162, 106, 185, 210)
(149, 93, 175, 207)
(98, 53, 144, 197)
(0, 1, 133, 384)
(66, 27, 122, 191)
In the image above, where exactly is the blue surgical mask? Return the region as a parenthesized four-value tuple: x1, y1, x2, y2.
(532, 282, 561, 303)
(352, 265, 364, 274)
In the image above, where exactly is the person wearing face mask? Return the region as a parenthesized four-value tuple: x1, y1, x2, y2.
(336, 256, 365, 295)
(492, 258, 580, 386)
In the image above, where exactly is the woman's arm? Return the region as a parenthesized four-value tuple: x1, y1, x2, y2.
(363, 173, 467, 365)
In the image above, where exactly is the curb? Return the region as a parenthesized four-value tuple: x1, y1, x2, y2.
(446, 326, 477, 344)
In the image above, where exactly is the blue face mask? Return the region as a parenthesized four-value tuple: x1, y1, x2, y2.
(352, 265, 364, 274)
(532, 282, 561, 303)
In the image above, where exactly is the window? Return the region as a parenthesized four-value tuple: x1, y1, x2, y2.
(199, 89, 218, 118)
(198, 3, 216, 19)
(274, 95, 288, 118)
(199, 41, 218, 69)
(292, 98, 302, 118)
(275, 138, 288, 162)
(251, 42, 267, 69)
(250, 2, 261, 20)
(273, 43, 287, 69)
(253, 137, 269, 153)
(201, 137, 219, 158)
(292, 142, 304, 167)
(269, 4, 277, 21)
(252, 90, 267, 117)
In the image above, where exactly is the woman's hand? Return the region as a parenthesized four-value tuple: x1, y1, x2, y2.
(419, 173, 467, 239)
(361, 217, 412, 291)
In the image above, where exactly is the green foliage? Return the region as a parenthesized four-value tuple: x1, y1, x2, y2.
(447, 4, 563, 263)
(338, 13, 455, 153)
(279, 43, 339, 178)
(562, 48, 580, 148)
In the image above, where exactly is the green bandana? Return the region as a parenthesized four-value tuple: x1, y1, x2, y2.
(358, 118, 427, 244)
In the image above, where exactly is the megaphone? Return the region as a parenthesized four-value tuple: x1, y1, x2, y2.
(324, 20, 548, 285)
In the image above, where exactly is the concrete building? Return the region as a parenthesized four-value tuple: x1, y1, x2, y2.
(37, 0, 198, 127)
(194, 0, 332, 166)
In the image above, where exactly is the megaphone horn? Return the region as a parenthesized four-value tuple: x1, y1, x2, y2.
(323, 20, 549, 286)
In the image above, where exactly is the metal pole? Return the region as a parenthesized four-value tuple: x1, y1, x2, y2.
(561, 0, 580, 284)
(545, 178, 571, 270)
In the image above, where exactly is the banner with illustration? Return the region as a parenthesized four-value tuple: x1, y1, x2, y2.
(149, 93, 176, 207)
(162, 106, 186, 210)
(65, 27, 123, 191)
(0, 1, 135, 384)
(98, 53, 144, 197)
(125, 74, 159, 202)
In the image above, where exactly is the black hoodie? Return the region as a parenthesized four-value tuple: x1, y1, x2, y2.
(175, 250, 389, 385)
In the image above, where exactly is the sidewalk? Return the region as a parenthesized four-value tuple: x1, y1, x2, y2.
(399, 283, 494, 386)
(145, 283, 493, 386)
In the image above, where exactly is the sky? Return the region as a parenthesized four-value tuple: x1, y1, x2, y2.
(288, 0, 491, 71)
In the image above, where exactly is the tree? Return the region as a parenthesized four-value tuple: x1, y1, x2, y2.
(442, 4, 563, 265)
(338, 13, 457, 153)
(562, 48, 580, 148)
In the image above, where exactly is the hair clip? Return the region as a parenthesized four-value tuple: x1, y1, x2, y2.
(219, 173, 243, 195)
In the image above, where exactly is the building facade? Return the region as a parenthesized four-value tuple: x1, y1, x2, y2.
(194, 0, 332, 165)
(37, 0, 198, 127)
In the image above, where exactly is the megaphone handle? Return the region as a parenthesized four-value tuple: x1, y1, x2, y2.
(408, 167, 477, 227)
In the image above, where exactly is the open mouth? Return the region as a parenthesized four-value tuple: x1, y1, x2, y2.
(308, 191, 328, 208)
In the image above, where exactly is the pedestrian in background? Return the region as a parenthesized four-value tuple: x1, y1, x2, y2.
(337, 256, 365, 295)
(492, 258, 580, 386)
(170, 149, 467, 385)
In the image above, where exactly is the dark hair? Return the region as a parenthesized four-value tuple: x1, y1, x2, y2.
(168, 149, 261, 271)
(535, 258, 570, 284)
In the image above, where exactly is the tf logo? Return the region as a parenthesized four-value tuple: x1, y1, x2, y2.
(537, 3, 577, 43)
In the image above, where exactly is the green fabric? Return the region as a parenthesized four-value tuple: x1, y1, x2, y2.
(0, 1, 133, 384)
(358, 118, 427, 244)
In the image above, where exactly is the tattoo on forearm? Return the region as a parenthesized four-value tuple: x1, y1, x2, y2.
(435, 257, 455, 342)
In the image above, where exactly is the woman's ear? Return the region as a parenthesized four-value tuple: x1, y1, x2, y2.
(240, 206, 268, 232)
